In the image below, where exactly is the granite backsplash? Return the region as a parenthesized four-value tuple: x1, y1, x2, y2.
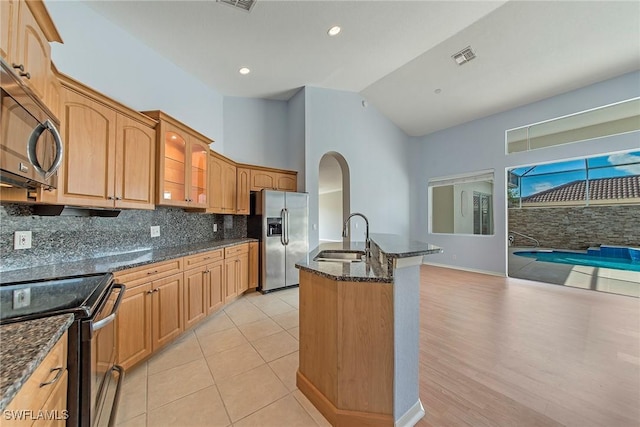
(0, 205, 247, 271)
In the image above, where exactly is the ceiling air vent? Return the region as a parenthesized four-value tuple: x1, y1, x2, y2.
(217, 0, 256, 12)
(452, 46, 476, 65)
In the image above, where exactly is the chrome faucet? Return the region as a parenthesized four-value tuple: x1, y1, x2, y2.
(342, 212, 371, 257)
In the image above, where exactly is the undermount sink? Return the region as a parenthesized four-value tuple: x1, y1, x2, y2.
(313, 250, 365, 263)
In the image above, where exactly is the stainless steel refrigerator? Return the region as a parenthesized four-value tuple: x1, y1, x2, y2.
(248, 190, 308, 292)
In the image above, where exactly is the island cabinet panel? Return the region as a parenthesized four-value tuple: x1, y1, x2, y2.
(4, 331, 68, 427)
(298, 271, 338, 404)
(337, 282, 394, 414)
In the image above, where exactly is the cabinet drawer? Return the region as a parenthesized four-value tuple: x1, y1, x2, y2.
(184, 249, 224, 270)
(114, 258, 183, 288)
(224, 244, 249, 258)
(5, 331, 68, 418)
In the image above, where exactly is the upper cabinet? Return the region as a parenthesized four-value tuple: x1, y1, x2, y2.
(236, 167, 250, 215)
(2, 0, 62, 112)
(38, 74, 157, 209)
(208, 151, 236, 214)
(249, 167, 297, 192)
(143, 111, 211, 209)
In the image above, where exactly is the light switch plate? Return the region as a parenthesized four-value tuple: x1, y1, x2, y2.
(13, 288, 31, 309)
(150, 226, 160, 237)
(213, 223, 218, 232)
(14, 231, 32, 249)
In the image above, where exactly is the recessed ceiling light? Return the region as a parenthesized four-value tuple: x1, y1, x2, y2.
(434, 88, 442, 94)
(239, 67, 251, 75)
(327, 26, 341, 37)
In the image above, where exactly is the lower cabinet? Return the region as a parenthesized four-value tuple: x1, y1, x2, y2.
(4, 331, 68, 427)
(115, 271, 184, 370)
(249, 241, 259, 289)
(224, 244, 249, 302)
(115, 244, 252, 371)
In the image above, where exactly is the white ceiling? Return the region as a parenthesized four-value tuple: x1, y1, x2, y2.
(83, 0, 640, 137)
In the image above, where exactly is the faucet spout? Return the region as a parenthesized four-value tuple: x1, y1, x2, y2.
(342, 212, 371, 257)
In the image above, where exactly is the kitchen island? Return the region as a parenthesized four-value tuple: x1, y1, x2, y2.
(295, 233, 442, 427)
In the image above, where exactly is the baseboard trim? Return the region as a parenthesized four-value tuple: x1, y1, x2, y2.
(422, 261, 504, 277)
(395, 400, 425, 427)
(297, 370, 394, 427)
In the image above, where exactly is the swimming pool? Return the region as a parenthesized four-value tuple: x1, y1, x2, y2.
(515, 246, 640, 272)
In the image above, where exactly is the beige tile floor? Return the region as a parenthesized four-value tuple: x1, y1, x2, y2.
(115, 287, 330, 427)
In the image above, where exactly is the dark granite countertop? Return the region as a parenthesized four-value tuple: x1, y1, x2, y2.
(0, 314, 74, 411)
(295, 234, 442, 283)
(0, 238, 257, 284)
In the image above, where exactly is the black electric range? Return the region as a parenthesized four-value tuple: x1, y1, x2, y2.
(0, 273, 125, 427)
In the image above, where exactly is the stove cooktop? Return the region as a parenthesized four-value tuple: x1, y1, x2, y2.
(0, 273, 114, 324)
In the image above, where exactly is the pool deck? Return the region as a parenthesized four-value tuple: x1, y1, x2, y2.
(508, 247, 640, 298)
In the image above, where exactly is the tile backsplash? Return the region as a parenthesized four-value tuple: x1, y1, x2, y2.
(0, 205, 247, 271)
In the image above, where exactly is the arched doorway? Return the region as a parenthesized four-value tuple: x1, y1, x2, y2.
(318, 152, 350, 243)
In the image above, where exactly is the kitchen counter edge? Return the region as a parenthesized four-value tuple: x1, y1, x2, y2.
(0, 238, 259, 284)
(0, 314, 74, 411)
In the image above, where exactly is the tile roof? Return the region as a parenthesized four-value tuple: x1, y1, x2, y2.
(522, 175, 640, 203)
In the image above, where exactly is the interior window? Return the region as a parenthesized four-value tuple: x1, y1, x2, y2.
(429, 170, 494, 235)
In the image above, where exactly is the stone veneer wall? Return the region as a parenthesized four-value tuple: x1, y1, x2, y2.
(508, 205, 640, 250)
(0, 205, 246, 271)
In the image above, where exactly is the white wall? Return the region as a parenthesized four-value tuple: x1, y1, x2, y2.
(287, 89, 306, 192)
(305, 87, 412, 249)
(223, 97, 290, 168)
(319, 190, 343, 241)
(46, 1, 225, 151)
(411, 70, 640, 275)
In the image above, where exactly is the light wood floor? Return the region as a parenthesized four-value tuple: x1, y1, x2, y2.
(416, 265, 640, 427)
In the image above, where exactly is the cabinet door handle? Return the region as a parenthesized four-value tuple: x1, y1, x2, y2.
(115, 196, 122, 200)
(108, 196, 115, 200)
(12, 63, 24, 72)
(146, 290, 154, 294)
(19, 71, 31, 79)
(40, 367, 63, 387)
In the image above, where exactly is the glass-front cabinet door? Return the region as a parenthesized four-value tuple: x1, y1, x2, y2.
(144, 110, 212, 208)
(162, 129, 187, 204)
(190, 138, 209, 207)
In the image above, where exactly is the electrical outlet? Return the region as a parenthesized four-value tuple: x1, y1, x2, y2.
(13, 288, 31, 309)
(213, 223, 218, 232)
(14, 231, 32, 250)
(150, 226, 160, 238)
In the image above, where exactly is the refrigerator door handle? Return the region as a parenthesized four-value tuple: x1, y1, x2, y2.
(280, 208, 287, 246)
(284, 208, 290, 245)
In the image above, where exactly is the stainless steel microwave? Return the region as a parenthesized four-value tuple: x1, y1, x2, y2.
(0, 58, 63, 190)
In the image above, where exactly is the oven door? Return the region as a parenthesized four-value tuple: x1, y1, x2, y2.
(90, 284, 125, 427)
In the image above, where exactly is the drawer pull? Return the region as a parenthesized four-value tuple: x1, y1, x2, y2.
(40, 367, 63, 387)
(147, 270, 158, 275)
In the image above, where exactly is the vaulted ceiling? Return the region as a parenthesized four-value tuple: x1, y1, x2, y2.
(84, 0, 640, 137)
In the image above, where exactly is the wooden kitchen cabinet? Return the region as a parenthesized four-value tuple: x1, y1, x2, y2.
(249, 241, 259, 289)
(184, 250, 225, 317)
(183, 266, 208, 329)
(114, 260, 184, 370)
(236, 167, 251, 215)
(38, 75, 157, 210)
(206, 259, 225, 314)
(249, 167, 298, 192)
(143, 110, 211, 209)
(2, 0, 62, 107)
(224, 244, 249, 301)
(4, 331, 68, 427)
(208, 151, 236, 214)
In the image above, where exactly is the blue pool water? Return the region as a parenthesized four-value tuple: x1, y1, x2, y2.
(515, 246, 640, 272)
